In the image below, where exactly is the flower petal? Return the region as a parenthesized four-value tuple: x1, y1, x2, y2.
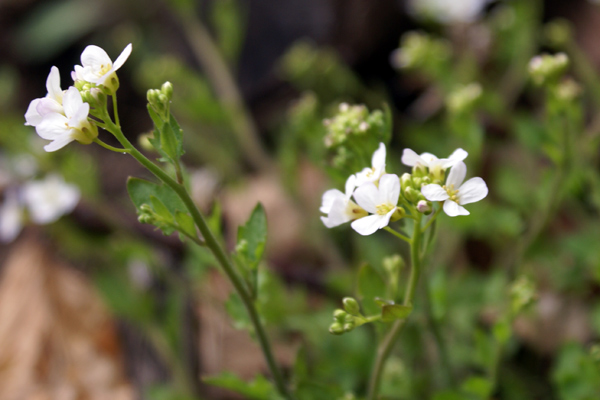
(401, 148, 425, 166)
(46, 66, 63, 103)
(378, 174, 400, 205)
(421, 184, 449, 201)
(36, 113, 69, 140)
(378, 209, 395, 229)
(112, 43, 132, 71)
(81, 45, 112, 68)
(62, 87, 84, 119)
(371, 142, 386, 170)
(446, 161, 466, 188)
(43, 135, 75, 152)
(352, 182, 379, 213)
(351, 214, 384, 236)
(24, 99, 43, 126)
(36, 97, 63, 117)
(443, 199, 469, 216)
(344, 174, 357, 199)
(320, 189, 345, 213)
(419, 152, 439, 165)
(322, 198, 352, 228)
(458, 177, 488, 205)
(441, 148, 468, 168)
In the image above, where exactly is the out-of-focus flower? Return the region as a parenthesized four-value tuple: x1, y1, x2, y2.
(36, 87, 97, 151)
(351, 174, 401, 235)
(354, 142, 386, 185)
(320, 175, 367, 228)
(407, 0, 492, 24)
(421, 161, 488, 216)
(72, 43, 132, 93)
(0, 189, 24, 242)
(24, 66, 65, 127)
(22, 174, 80, 224)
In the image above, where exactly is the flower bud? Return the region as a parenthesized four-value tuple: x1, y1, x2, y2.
(400, 173, 414, 191)
(417, 200, 432, 214)
(333, 309, 346, 319)
(329, 322, 344, 335)
(544, 19, 572, 49)
(446, 82, 482, 115)
(343, 297, 361, 316)
(404, 186, 420, 203)
(161, 81, 173, 101)
(528, 53, 569, 86)
(390, 207, 406, 222)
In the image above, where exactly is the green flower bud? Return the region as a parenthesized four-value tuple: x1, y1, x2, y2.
(446, 82, 483, 115)
(329, 322, 345, 335)
(161, 81, 174, 101)
(412, 165, 427, 178)
(510, 276, 537, 314)
(400, 173, 414, 191)
(528, 53, 569, 87)
(343, 321, 355, 331)
(544, 19, 572, 49)
(404, 186, 420, 203)
(343, 297, 361, 316)
(333, 309, 346, 319)
(390, 207, 405, 222)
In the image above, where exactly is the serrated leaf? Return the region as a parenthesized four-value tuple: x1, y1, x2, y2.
(203, 372, 280, 400)
(237, 203, 267, 271)
(381, 304, 413, 322)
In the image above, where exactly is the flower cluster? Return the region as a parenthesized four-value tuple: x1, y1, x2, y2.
(320, 143, 488, 235)
(24, 44, 132, 152)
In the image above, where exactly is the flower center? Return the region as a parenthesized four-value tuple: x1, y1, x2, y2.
(442, 184, 459, 202)
(97, 63, 112, 77)
(376, 203, 394, 215)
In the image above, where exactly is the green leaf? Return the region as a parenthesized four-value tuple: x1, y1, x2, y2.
(203, 372, 281, 400)
(237, 203, 267, 271)
(127, 177, 186, 215)
(150, 195, 172, 221)
(381, 304, 413, 323)
(175, 211, 196, 238)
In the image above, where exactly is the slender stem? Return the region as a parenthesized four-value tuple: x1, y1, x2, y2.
(367, 216, 423, 400)
(103, 114, 292, 399)
(112, 94, 120, 128)
(93, 138, 131, 153)
(422, 206, 443, 232)
(384, 227, 411, 244)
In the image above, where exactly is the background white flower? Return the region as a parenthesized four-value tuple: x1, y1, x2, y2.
(0, 190, 24, 242)
(22, 174, 80, 224)
(320, 175, 365, 228)
(24, 66, 64, 127)
(421, 161, 488, 216)
(72, 43, 132, 86)
(401, 148, 468, 171)
(407, 0, 492, 24)
(351, 174, 400, 236)
(354, 142, 386, 185)
(36, 87, 94, 152)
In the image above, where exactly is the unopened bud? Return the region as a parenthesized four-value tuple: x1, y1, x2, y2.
(343, 297, 360, 316)
(544, 19, 572, 48)
(161, 81, 173, 100)
(400, 173, 414, 191)
(528, 53, 569, 86)
(390, 207, 405, 222)
(417, 200, 432, 214)
(404, 187, 420, 203)
(329, 322, 344, 335)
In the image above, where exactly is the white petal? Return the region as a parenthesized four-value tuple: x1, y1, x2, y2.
(351, 214, 384, 236)
(371, 142, 386, 170)
(352, 182, 379, 213)
(43, 136, 75, 152)
(112, 43, 132, 71)
(421, 184, 449, 201)
(378, 174, 400, 205)
(446, 161, 466, 188)
(344, 174, 357, 199)
(37, 113, 69, 140)
(401, 148, 425, 166)
(35, 97, 63, 117)
(62, 87, 84, 119)
(458, 177, 488, 205)
(378, 209, 395, 229)
(419, 152, 439, 165)
(70, 102, 90, 128)
(0, 190, 23, 242)
(443, 200, 469, 216)
(24, 98, 43, 126)
(81, 45, 112, 68)
(441, 148, 468, 168)
(320, 189, 345, 213)
(322, 198, 352, 228)
(46, 66, 63, 103)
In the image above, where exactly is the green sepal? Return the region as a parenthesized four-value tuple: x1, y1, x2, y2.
(381, 304, 413, 323)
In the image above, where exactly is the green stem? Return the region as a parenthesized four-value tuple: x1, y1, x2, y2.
(103, 114, 292, 400)
(367, 216, 423, 400)
(93, 138, 131, 153)
(422, 206, 443, 232)
(384, 227, 411, 244)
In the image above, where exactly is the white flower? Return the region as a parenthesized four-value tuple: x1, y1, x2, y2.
(354, 142, 386, 185)
(407, 0, 491, 24)
(24, 66, 65, 127)
(421, 161, 488, 216)
(401, 148, 468, 170)
(36, 87, 97, 151)
(0, 189, 24, 242)
(320, 175, 366, 228)
(351, 174, 400, 236)
(22, 174, 80, 224)
(72, 43, 132, 87)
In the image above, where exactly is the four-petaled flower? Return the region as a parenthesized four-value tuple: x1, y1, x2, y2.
(351, 174, 401, 236)
(72, 43, 132, 92)
(320, 175, 367, 228)
(401, 147, 467, 178)
(354, 142, 387, 185)
(24, 66, 65, 127)
(22, 174, 80, 224)
(36, 87, 97, 151)
(421, 161, 488, 216)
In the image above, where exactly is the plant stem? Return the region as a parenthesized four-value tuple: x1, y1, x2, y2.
(367, 216, 423, 400)
(104, 116, 293, 399)
(384, 227, 411, 244)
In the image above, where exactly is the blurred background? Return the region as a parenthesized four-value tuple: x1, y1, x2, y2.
(2, 0, 600, 399)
